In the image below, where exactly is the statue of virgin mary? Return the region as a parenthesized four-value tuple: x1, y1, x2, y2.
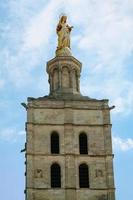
(56, 15, 73, 56)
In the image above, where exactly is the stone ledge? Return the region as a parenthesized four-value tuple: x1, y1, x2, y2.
(27, 97, 110, 111)
(47, 56, 82, 69)
(26, 153, 114, 157)
(26, 187, 115, 190)
(27, 95, 108, 102)
(26, 122, 112, 126)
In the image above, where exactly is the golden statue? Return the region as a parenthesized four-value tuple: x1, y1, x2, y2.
(56, 15, 73, 56)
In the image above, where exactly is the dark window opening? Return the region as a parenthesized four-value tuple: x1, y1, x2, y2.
(79, 133, 88, 154)
(51, 163, 61, 188)
(79, 164, 89, 188)
(51, 132, 59, 154)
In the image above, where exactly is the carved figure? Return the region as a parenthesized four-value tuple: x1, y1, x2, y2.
(34, 169, 43, 178)
(56, 15, 73, 56)
(95, 169, 103, 177)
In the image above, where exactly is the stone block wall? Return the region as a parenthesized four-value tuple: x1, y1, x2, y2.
(25, 98, 115, 200)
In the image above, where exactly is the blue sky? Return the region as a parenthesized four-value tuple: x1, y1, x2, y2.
(0, 0, 133, 199)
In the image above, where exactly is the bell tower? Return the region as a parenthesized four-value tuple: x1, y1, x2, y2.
(25, 15, 115, 200)
(47, 56, 81, 96)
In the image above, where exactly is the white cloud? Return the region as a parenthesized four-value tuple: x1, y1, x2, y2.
(1, 0, 133, 116)
(63, 0, 133, 116)
(0, 128, 25, 142)
(23, 0, 62, 49)
(0, 0, 63, 90)
(113, 136, 133, 151)
(81, 77, 133, 115)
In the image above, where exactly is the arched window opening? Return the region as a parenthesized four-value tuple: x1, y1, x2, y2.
(53, 68, 58, 90)
(62, 66, 70, 88)
(79, 164, 89, 188)
(72, 69, 77, 90)
(51, 163, 61, 188)
(51, 132, 59, 154)
(79, 133, 88, 154)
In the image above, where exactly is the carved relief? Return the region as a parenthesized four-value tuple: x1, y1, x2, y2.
(34, 169, 43, 178)
(95, 169, 103, 177)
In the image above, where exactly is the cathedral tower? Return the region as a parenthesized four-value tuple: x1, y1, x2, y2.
(24, 15, 115, 200)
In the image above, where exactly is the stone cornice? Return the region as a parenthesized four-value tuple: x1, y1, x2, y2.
(26, 152, 114, 158)
(26, 122, 112, 126)
(47, 56, 82, 69)
(26, 187, 115, 190)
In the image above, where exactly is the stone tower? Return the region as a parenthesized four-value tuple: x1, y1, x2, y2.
(24, 15, 115, 200)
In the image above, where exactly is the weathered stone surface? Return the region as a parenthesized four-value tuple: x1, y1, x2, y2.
(47, 56, 82, 96)
(25, 97, 115, 200)
(25, 55, 115, 200)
